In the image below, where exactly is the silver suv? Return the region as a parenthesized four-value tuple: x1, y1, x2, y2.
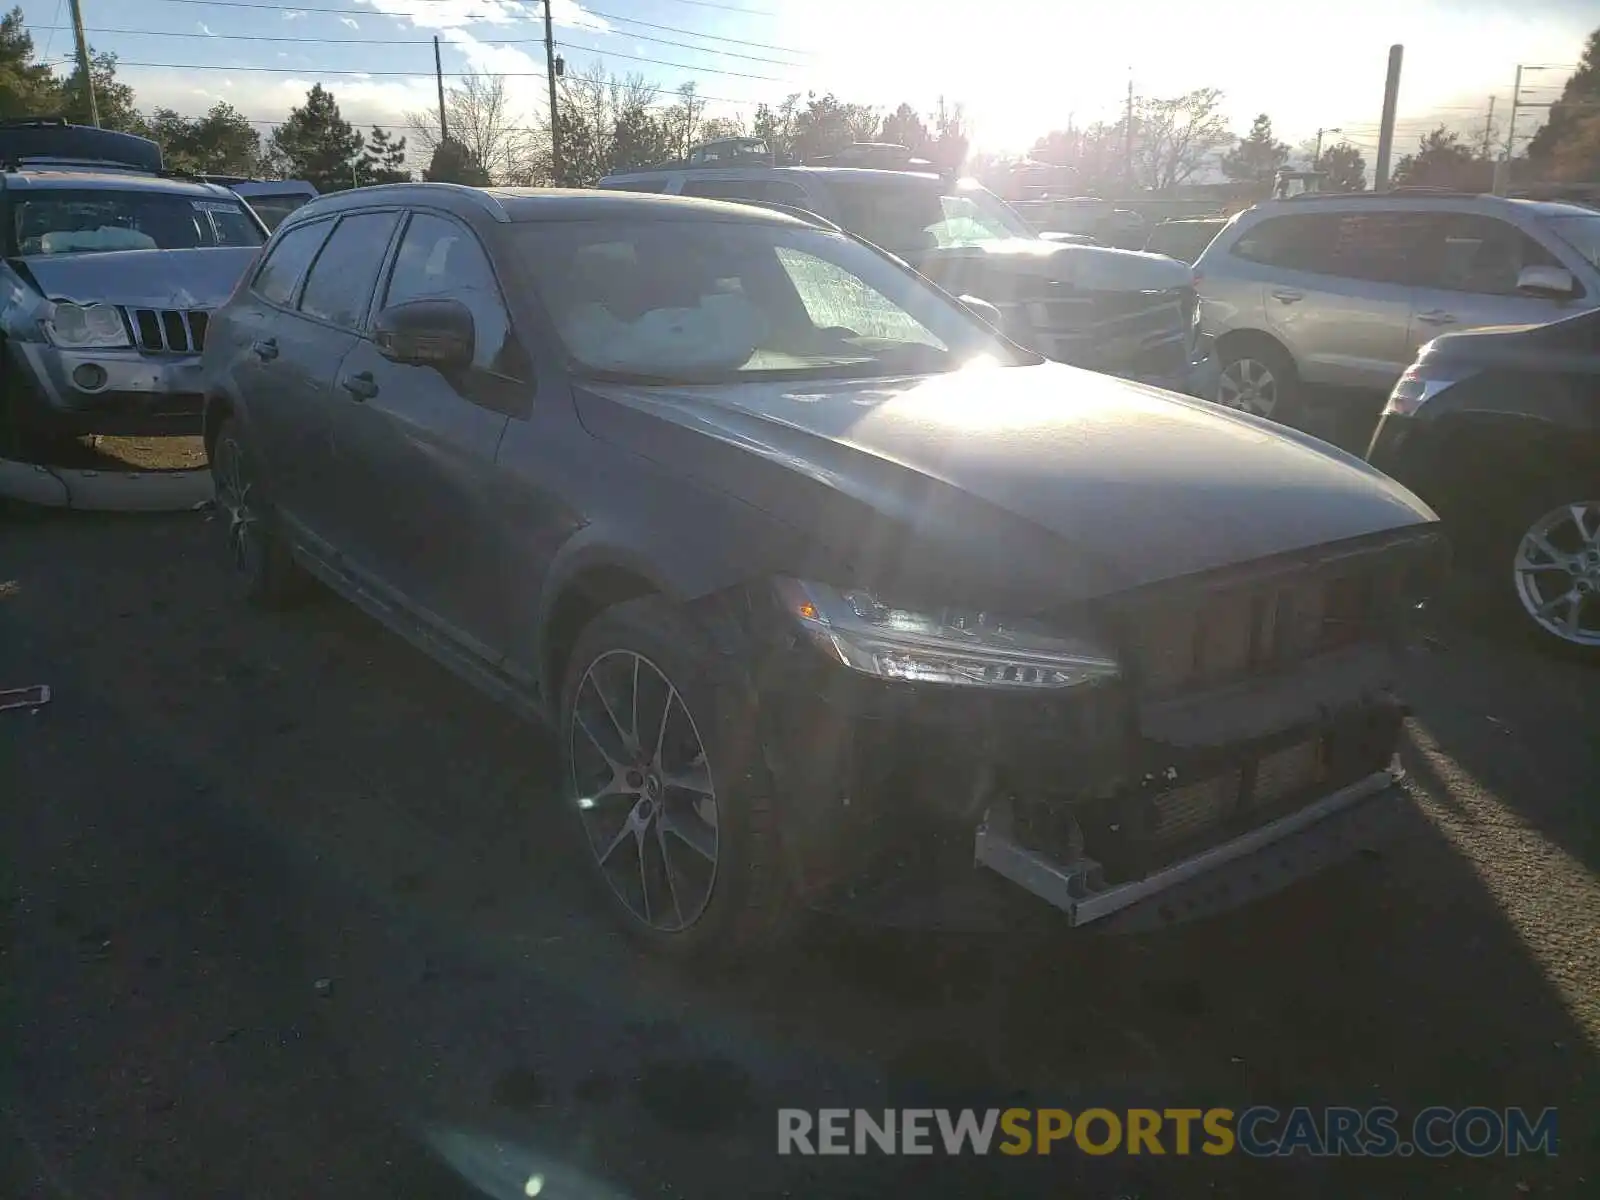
(1195, 191, 1600, 423)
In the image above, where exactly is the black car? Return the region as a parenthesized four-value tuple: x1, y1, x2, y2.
(1368, 307, 1600, 657)
(202, 184, 1443, 956)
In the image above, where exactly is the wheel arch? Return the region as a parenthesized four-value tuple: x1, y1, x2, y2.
(537, 546, 672, 710)
(1215, 327, 1296, 371)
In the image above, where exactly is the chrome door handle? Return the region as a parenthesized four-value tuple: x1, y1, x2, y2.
(340, 371, 379, 401)
(1416, 309, 1457, 326)
(1270, 289, 1304, 304)
(250, 338, 278, 361)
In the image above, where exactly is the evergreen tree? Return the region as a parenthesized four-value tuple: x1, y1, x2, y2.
(423, 138, 490, 185)
(360, 126, 411, 184)
(267, 84, 364, 192)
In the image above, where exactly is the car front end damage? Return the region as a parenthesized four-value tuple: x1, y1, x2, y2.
(743, 528, 1442, 933)
(1, 247, 257, 439)
(914, 241, 1220, 401)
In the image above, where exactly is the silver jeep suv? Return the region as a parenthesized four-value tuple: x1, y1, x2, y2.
(1195, 191, 1600, 424)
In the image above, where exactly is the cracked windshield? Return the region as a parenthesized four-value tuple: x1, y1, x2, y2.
(3, 1, 1597, 1199)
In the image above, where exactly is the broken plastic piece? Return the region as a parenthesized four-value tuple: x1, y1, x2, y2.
(0, 684, 50, 712)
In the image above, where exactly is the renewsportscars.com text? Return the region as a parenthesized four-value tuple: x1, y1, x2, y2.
(777, 1106, 1558, 1158)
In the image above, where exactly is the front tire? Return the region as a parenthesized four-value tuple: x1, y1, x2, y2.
(558, 596, 796, 957)
(1217, 339, 1302, 426)
(210, 416, 306, 609)
(1497, 485, 1600, 661)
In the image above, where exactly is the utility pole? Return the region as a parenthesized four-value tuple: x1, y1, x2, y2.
(1373, 44, 1404, 191)
(433, 36, 448, 144)
(67, 0, 99, 128)
(1314, 127, 1341, 164)
(543, 0, 563, 183)
(1481, 95, 1496, 159)
(1122, 74, 1135, 191)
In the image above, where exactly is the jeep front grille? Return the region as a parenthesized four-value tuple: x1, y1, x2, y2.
(125, 307, 209, 354)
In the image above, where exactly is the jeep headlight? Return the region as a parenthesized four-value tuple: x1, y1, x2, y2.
(776, 578, 1119, 689)
(45, 302, 131, 349)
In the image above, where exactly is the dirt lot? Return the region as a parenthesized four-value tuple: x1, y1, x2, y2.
(3, 506, 1597, 1199)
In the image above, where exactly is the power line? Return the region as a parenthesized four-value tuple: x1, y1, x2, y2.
(35, 24, 438, 44)
(584, 7, 805, 53)
(641, 0, 779, 16)
(37, 21, 803, 65)
(554, 38, 799, 82)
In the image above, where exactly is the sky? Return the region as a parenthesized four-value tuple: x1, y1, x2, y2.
(13, 0, 1597, 163)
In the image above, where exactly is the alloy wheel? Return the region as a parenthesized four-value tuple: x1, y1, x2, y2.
(568, 650, 720, 933)
(1218, 357, 1278, 417)
(1512, 500, 1600, 647)
(212, 434, 261, 579)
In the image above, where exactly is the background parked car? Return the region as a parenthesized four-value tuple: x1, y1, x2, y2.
(1144, 217, 1228, 265)
(201, 183, 1440, 957)
(199, 176, 320, 231)
(598, 158, 1219, 400)
(0, 121, 266, 459)
(1195, 191, 1600, 428)
(1367, 306, 1600, 658)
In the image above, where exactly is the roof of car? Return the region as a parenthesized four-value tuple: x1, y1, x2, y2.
(2, 166, 237, 197)
(290, 183, 821, 226)
(601, 165, 945, 185)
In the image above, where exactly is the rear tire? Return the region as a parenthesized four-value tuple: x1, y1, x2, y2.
(1480, 476, 1600, 662)
(209, 416, 306, 609)
(1217, 338, 1303, 427)
(558, 595, 797, 958)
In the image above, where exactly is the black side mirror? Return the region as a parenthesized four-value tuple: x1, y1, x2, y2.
(373, 298, 474, 371)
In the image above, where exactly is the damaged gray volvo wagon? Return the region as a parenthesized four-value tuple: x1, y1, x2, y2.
(202, 184, 1445, 955)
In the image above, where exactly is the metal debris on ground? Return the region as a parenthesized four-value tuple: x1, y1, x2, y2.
(1, 684, 50, 712)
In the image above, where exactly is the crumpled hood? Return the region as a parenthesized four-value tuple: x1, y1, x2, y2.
(913, 239, 1193, 292)
(575, 361, 1436, 598)
(16, 246, 259, 309)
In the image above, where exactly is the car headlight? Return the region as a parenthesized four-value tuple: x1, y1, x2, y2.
(45, 302, 131, 349)
(1383, 364, 1466, 418)
(776, 578, 1119, 690)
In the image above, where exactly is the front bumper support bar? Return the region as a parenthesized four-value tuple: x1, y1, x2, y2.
(974, 762, 1402, 927)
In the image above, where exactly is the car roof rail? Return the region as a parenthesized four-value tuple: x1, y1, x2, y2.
(1282, 187, 1485, 201)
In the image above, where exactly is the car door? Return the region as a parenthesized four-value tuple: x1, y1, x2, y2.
(227, 216, 348, 538)
(275, 207, 404, 556)
(1405, 213, 1585, 357)
(1231, 210, 1422, 390)
(327, 209, 524, 662)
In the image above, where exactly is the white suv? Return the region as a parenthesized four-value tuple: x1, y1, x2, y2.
(1194, 191, 1600, 424)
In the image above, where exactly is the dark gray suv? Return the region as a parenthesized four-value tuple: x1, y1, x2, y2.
(201, 183, 1443, 956)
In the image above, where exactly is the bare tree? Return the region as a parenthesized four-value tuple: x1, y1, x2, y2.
(1128, 88, 1233, 190)
(406, 71, 543, 186)
(549, 63, 662, 186)
(663, 81, 706, 159)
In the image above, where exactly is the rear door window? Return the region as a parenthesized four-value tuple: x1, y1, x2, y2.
(298, 210, 402, 330)
(252, 218, 333, 308)
(1231, 211, 1429, 284)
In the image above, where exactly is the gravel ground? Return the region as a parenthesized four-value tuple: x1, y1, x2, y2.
(2, 506, 1596, 1199)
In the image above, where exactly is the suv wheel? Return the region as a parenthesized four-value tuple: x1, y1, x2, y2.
(559, 596, 795, 957)
(210, 416, 306, 608)
(1218, 341, 1300, 424)
(1506, 490, 1600, 659)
